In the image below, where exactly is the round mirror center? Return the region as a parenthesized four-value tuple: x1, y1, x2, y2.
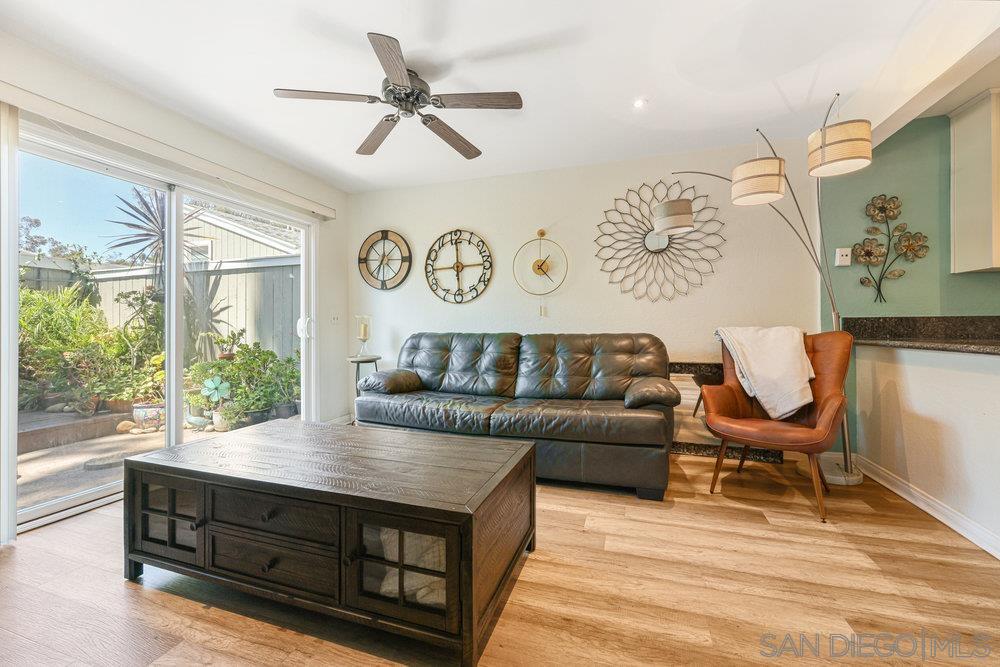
(643, 230, 670, 253)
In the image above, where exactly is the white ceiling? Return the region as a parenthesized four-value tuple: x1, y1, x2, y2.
(0, 0, 939, 192)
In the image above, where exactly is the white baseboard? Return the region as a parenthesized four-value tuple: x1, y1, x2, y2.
(856, 455, 1000, 561)
(328, 414, 353, 425)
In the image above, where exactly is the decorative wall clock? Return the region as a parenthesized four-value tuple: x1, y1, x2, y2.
(595, 179, 725, 302)
(425, 229, 493, 303)
(513, 229, 567, 296)
(358, 229, 411, 290)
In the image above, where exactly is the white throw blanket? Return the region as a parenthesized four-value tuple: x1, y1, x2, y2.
(714, 326, 815, 420)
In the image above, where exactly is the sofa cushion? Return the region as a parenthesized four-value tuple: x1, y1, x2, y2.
(514, 333, 669, 400)
(355, 390, 511, 435)
(489, 398, 671, 446)
(398, 333, 522, 398)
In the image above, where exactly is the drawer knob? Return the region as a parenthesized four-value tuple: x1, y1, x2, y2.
(260, 557, 279, 574)
(342, 549, 359, 568)
(188, 518, 206, 531)
(260, 508, 277, 523)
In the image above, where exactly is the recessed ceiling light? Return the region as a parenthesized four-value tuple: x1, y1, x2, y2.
(633, 98, 648, 109)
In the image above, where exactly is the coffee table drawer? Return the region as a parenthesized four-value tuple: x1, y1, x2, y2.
(208, 486, 339, 546)
(208, 530, 338, 601)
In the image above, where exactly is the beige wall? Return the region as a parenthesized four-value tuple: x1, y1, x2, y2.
(348, 142, 821, 403)
(854, 346, 1000, 559)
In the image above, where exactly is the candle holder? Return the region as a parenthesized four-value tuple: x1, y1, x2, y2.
(355, 315, 371, 356)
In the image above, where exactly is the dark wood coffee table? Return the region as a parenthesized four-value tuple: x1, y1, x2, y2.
(124, 421, 535, 665)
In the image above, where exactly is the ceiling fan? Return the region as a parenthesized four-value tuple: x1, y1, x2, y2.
(274, 32, 523, 160)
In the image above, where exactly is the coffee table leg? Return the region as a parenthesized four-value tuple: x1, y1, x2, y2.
(355, 363, 361, 398)
(126, 558, 143, 581)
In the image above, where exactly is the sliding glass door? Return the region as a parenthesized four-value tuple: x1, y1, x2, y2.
(180, 195, 304, 441)
(16, 150, 168, 520)
(1, 116, 317, 531)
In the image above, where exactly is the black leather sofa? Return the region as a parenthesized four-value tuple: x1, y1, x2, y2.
(355, 332, 680, 500)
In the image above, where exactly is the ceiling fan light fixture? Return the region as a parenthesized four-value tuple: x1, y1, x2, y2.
(807, 119, 872, 177)
(652, 199, 694, 236)
(731, 156, 786, 206)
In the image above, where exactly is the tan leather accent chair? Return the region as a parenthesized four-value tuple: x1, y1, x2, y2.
(701, 331, 853, 521)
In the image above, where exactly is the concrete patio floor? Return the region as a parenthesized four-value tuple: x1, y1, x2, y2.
(17, 430, 166, 511)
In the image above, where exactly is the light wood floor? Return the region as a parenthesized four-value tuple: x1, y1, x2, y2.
(2, 455, 998, 666)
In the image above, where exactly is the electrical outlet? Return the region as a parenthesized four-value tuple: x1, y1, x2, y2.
(835, 248, 852, 267)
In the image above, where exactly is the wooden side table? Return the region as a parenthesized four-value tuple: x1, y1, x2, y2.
(348, 354, 381, 397)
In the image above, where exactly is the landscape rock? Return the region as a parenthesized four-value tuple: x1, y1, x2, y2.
(141, 427, 158, 434)
(204, 425, 215, 432)
(63, 405, 76, 413)
(45, 403, 67, 413)
(130, 428, 142, 435)
(158, 425, 166, 432)
(116, 420, 136, 434)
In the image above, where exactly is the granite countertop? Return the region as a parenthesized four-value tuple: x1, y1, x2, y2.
(853, 338, 1000, 355)
(844, 316, 1000, 356)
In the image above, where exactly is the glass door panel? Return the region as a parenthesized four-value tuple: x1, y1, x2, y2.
(16, 150, 167, 520)
(180, 196, 303, 440)
(344, 509, 458, 633)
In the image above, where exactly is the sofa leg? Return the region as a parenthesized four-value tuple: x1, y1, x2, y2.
(636, 487, 665, 501)
(710, 440, 728, 494)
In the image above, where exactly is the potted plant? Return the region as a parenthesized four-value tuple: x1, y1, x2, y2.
(212, 328, 245, 361)
(221, 341, 278, 428)
(269, 356, 300, 419)
(200, 375, 232, 430)
(130, 352, 167, 429)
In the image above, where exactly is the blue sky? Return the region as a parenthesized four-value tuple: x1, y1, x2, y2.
(19, 151, 150, 257)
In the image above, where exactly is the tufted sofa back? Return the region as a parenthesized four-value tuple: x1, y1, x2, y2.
(398, 333, 522, 398)
(514, 333, 669, 400)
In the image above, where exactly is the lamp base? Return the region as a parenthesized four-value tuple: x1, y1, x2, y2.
(795, 455, 863, 486)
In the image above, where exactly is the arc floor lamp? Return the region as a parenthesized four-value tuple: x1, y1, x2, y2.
(676, 93, 870, 485)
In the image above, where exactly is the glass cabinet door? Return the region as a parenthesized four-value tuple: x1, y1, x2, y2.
(133, 471, 204, 566)
(344, 509, 459, 633)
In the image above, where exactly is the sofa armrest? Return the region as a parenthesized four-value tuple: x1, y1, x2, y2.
(624, 377, 681, 409)
(358, 369, 423, 394)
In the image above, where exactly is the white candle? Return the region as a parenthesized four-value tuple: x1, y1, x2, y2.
(358, 320, 369, 341)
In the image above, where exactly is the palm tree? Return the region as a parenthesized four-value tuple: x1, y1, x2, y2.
(106, 187, 207, 300)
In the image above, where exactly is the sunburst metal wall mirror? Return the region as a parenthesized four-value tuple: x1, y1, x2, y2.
(595, 180, 725, 302)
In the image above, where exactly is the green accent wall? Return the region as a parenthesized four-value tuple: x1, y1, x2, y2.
(820, 115, 1000, 452)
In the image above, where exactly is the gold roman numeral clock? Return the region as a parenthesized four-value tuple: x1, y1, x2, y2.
(358, 230, 412, 290)
(425, 229, 493, 303)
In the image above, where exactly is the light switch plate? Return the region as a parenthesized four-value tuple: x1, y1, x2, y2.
(835, 248, 852, 267)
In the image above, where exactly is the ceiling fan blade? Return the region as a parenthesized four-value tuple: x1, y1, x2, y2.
(274, 88, 379, 103)
(421, 114, 482, 159)
(367, 32, 410, 89)
(431, 92, 523, 109)
(356, 115, 400, 155)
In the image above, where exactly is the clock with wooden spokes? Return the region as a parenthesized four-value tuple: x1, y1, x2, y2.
(358, 230, 412, 290)
(424, 229, 493, 303)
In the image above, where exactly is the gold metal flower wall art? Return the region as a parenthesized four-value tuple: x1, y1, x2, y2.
(595, 180, 725, 302)
(853, 194, 929, 303)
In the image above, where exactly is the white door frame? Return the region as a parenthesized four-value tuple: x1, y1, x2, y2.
(165, 184, 185, 446)
(0, 102, 19, 544)
(299, 224, 318, 422)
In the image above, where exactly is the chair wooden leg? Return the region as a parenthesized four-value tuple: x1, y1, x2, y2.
(692, 393, 703, 417)
(807, 454, 827, 522)
(817, 460, 830, 494)
(737, 445, 749, 472)
(710, 441, 728, 494)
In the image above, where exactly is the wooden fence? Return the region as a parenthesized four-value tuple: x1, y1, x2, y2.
(20, 257, 302, 360)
